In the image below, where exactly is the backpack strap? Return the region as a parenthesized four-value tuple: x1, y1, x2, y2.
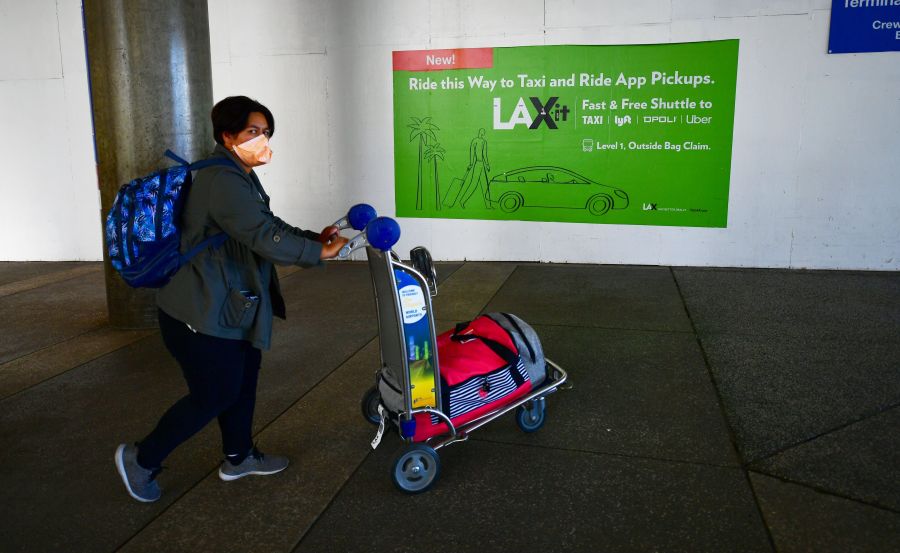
(181, 232, 229, 263)
(161, 150, 239, 262)
(164, 149, 240, 172)
(164, 149, 190, 166)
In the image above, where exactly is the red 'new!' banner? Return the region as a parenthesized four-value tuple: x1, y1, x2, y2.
(392, 48, 494, 71)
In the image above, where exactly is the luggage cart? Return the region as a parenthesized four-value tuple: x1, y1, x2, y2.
(339, 214, 569, 493)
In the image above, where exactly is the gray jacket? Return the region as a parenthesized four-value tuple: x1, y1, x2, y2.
(157, 144, 323, 350)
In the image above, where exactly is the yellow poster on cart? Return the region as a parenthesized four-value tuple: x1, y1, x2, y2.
(395, 267, 437, 409)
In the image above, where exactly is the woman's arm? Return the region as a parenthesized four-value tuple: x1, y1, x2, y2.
(208, 170, 323, 267)
(272, 215, 321, 242)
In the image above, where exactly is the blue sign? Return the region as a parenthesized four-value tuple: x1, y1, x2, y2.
(828, 0, 900, 54)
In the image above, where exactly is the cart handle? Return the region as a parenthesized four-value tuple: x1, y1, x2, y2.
(320, 203, 377, 243)
(338, 216, 401, 258)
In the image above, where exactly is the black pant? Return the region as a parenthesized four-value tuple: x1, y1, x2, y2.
(137, 309, 261, 470)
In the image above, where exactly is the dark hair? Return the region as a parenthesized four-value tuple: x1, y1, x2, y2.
(211, 96, 275, 145)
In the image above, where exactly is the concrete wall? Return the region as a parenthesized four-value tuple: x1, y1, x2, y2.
(0, 0, 97, 260)
(2, 0, 898, 269)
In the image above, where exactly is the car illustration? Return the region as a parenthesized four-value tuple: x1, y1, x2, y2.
(487, 166, 629, 215)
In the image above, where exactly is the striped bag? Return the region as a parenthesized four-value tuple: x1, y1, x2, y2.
(409, 313, 545, 442)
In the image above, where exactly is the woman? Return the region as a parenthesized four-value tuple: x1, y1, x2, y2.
(115, 96, 348, 503)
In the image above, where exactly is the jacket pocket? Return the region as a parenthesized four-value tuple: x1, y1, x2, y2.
(219, 287, 260, 329)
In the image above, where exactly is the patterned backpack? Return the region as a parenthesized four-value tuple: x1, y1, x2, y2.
(105, 150, 237, 288)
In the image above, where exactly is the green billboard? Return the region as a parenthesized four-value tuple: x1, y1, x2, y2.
(392, 40, 739, 227)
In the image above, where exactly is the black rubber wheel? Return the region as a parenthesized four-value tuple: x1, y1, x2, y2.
(391, 444, 440, 494)
(515, 399, 546, 433)
(586, 194, 612, 216)
(361, 386, 382, 425)
(498, 192, 524, 213)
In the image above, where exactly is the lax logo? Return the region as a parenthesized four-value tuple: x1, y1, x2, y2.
(642, 203, 658, 211)
(493, 97, 570, 130)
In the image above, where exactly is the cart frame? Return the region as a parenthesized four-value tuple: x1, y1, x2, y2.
(365, 246, 569, 453)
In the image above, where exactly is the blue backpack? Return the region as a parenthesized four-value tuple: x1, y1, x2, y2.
(105, 150, 237, 288)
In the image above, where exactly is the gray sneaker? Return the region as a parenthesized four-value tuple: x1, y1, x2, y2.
(219, 448, 289, 481)
(114, 443, 161, 503)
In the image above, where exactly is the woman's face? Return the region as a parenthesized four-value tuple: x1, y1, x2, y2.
(222, 111, 271, 150)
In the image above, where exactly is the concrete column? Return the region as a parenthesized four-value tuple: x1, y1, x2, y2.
(84, 0, 213, 328)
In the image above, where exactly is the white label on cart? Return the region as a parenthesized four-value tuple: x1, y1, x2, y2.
(398, 285, 427, 324)
(371, 405, 387, 450)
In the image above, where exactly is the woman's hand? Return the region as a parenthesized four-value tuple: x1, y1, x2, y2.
(318, 225, 340, 244)
(319, 235, 349, 259)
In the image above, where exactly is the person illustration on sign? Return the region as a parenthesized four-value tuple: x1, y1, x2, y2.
(460, 128, 492, 209)
(445, 128, 492, 209)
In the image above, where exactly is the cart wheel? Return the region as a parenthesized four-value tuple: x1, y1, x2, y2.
(515, 398, 546, 433)
(391, 444, 440, 494)
(361, 386, 381, 425)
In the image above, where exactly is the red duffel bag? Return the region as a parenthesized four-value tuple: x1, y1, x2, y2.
(409, 314, 537, 442)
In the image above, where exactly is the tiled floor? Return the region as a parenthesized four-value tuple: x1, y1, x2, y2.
(0, 260, 897, 552)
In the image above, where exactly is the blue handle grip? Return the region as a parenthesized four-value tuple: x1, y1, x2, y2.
(348, 203, 377, 231)
(366, 217, 401, 251)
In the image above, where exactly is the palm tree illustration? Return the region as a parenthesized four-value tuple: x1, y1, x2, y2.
(408, 117, 438, 210)
(424, 142, 445, 211)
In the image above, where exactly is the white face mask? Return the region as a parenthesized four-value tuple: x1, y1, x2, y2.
(232, 134, 273, 166)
